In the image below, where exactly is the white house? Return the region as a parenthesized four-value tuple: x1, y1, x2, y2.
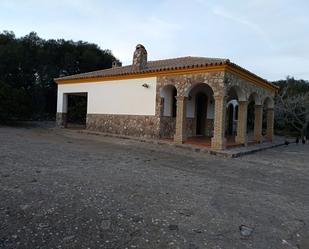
(55, 44, 277, 150)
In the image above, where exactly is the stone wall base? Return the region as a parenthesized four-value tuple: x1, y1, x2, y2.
(87, 114, 161, 139)
(159, 117, 213, 138)
(186, 118, 195, 137)
(56, 113, 67, 128)
(159, 117, 176, 138)
(57, 113, 215, 141)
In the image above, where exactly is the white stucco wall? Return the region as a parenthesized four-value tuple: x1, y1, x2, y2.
(57, 77, 157, 115)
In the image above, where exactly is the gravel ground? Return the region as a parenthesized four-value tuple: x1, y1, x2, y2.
(0, 125, 308, 249)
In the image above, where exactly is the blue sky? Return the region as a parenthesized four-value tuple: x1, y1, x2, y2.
(0, 0, 309, 81)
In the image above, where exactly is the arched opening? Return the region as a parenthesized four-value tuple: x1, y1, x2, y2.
(160, 85, 177, 117)
(172, 87, 177, 117)
(184, 83, 214, 146)
(247, 99, 255, 132)
(246, 93, 257, 139)
(226, 86, 245, 145)
(262, 97, 275, 141)
(159, 85, 177, 139)
(196, 93, 208, 135)
(226, 103, 234, 135)
(225, 99, 238, 137)
(235, 105, 239, 121)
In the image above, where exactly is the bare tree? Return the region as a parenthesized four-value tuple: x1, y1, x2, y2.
(276, 87, 309, 139)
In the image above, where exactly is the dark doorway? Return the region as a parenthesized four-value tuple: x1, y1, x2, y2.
(227, 104, 234, 135)
(67, 93, 87, 128)
(247, 101, 255, 132)
(172, 87, 177, 117)
(196, 93, 208, 135)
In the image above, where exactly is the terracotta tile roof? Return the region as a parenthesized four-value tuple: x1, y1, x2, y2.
(54, 56, 278, 90)
(55, 56, 230, 81)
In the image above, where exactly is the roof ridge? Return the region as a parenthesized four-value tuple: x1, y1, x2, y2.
(147, 55, 229, 63)
(55, 56, 230, 81)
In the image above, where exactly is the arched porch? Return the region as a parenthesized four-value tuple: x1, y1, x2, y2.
(157, 72, 276, 151)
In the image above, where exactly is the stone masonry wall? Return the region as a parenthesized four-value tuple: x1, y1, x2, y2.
(56, 113, 67, 128)
(156, 71, 225, 140)
(156, 71, 225, 116)
(87, 114, 160, 139)
(159, 117, 176, 138)
(206, 119, 214, 137)
(224, 71, 275, 103)
(185, 118, 195, 137)
(159, 117, 213, 138)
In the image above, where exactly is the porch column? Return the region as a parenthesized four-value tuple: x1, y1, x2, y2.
(253, 104, 263, 142)
(235, 101, 248, 145)
(266, 108, 274, 141)
(56, 93, 68, 128)
(174, 96, 187, 144)
(211, 95, 226, 150)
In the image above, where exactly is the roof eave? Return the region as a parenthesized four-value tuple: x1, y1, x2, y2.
(55, 61, 278, 92)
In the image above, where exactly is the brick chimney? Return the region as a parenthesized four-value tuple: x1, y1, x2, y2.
(133, 44, 147, 69)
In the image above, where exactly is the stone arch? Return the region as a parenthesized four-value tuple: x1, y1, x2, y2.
(158, 82, 179, 95)
(226, 85, 247, 102)
(247, 92, 261, 133)
(248, 92, 262, 105)
(156, 82, 179, 117)
(185, 83, 215, 136)
(225, 85, 248, 144)
(160, 85, 177, 117)
(184, 81, 218, 98)
(262, 96, 274, 109)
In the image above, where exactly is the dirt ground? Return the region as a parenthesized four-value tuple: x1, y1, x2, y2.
(0, 125, 308, 249)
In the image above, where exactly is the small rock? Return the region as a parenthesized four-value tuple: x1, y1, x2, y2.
(63, 235, 75, 242)
(168, 224, 179, 231)
(38, 223, 49, 229)
(20, 204, 30, 210)
(130, 229, 142, 237)
(100, 219, 111, 230)
(193, 228, 202, 233)
(179, 209, 193, 217)
(132, 216, 143, 223)
(239, 225, 253, 237)
(31, 178, 38, 183)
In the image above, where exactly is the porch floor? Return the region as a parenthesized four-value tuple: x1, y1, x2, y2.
(162, 135, 260, 148)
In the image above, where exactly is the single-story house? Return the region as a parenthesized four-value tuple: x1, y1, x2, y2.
(55, 44, 278, 150)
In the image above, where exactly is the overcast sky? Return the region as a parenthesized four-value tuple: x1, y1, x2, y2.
(0, 0, 308, 81)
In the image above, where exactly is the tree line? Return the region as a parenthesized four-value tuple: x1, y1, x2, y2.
(0, 31, 118, 122)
